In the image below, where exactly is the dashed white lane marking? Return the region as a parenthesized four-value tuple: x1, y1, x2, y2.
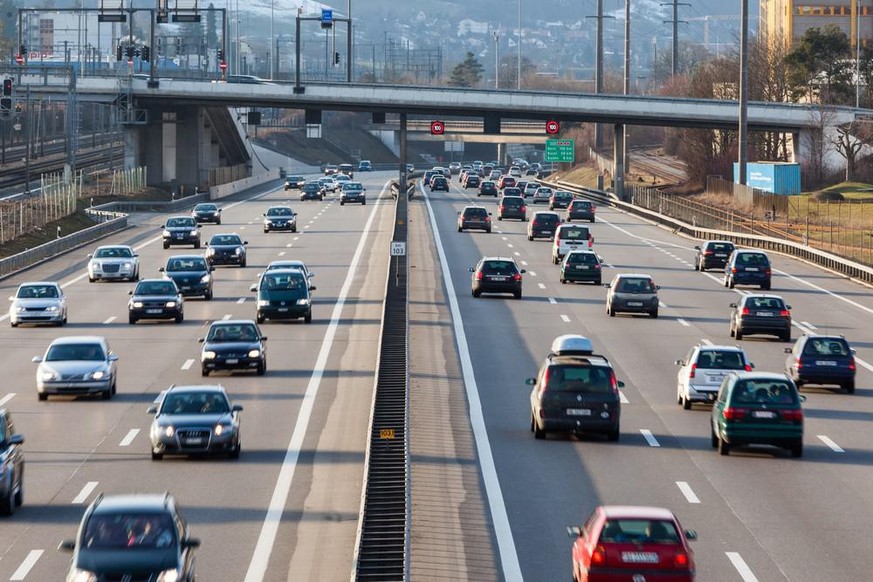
(537, 283, 546, 290)
(278, 251, 286, 257)
(0, 393, 15, 406)
(507, 244, 514, 248)
(560, 315, 571, 323)
(236, 298, 246, 304)
(240, 226, 247, 230)
(817, 435, 845, 453)
(619, 391, 629, 404)
(676, 481, 701, 503)
(501, 236, 508, 241)
(119, 429, 140, 447)
(659, 301, 668, 308)
(801, 321, 816, 330)
(529, 271, 537, 277)
(72, 481, 99, 504)
(181, 359, 195, 370)
(286, 243, 293, 247)
(548, 297, 557, 305)
(514, 251, 521, 256)
(103, 316, 116, 324)
(701, 338, 714, 346)
(293, 236, 300, 241)
(247, 220, 254, 224)
(726, 552, 759, 582)
(640, 430, 661, 447)
(304, 225, 311, 229)
(677, 318, 690, 327)
(10, 550, 43, 581)
(521, 261, 528, 266)
(222, 314, 232, 320)
(855, 358, 873, 374)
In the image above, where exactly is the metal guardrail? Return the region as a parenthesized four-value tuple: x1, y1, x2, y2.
(548, 179, 873, 285)
(86, 193, 210, 216)
(0, 216, 128, 279)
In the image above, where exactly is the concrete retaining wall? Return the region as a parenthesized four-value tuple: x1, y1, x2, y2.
(209, 169, 281, 200)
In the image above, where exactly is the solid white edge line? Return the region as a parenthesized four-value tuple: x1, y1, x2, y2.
(726, 551, 759, 582)
(676, 481, 701, 504)
(9, 549, 44, 581)
(0, 393, 16, 406)
(119, 429, 140, 447)
(421, 188, 523, 581)
(243, 182, 383, 582)
(817, 435, 845, 453)
(181, 359, 195, 370)
(72, 481, 98, 504)
(640, 429, 660, 447)
(103, 316, 116, 324)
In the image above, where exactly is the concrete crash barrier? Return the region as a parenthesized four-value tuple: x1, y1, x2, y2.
(209, 169, 281, 200)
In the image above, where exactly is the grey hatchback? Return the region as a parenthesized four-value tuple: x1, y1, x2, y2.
(605, 274, 661, 318)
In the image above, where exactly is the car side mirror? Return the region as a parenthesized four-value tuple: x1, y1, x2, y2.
(8, 434, 23, 445)
(86, 254, 93, 259)
(603, 283, 611, 288)
(249, 284, 257, 292)
(217, 209, 222, 212)
(675, 360, 683, 366)
(308, 272, 315, 278)
(685, 530, 698, 541)
(232, 404, 244, 412)
(566, 526, 582, 538)
(525, 378, 536, 385)
(616, 380, 625, 388)
(749, 362, 755, 368)
(520, 269, 526, 274)
(260, 336, 267, 341)
(204, 242, 209, 247)
(786, 305, 792, 310)
(147, 405, 157, 414)
(32, 356, 43, 363)
(109, 354, 119, 362)
(182, 538, 201, 549)
(262, 213, 266, 216)
(58, 539, 76, 553)
(655, 285, 661, 290)
(134, 253, 139, 257)
(694, 245, 700, 250)
(198, 338, 205, 343)
(158, 267, 165, 272)
(309, 285, 316, 291)
(729, 303, 737, 308)
(799, 394, 807, 403)
(468, 267, 475, 272)
(128, 290, 133, 295)
(243, 241, 249, 245)
(210, 266, 215, 272)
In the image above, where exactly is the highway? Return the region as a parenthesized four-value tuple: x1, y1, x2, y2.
(2, 168, 873, 581)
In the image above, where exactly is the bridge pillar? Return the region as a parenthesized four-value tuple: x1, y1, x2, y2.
(790, 130, 811, 167)
(497, 143, 507, 166)
(123, 125, 142, 172)
(613, 124, 625, 202)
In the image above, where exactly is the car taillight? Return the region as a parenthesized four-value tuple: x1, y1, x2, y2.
(591, 207, 596, 212)
(781, 409, 803, 422)
(539, 368, 550, 395)
(780, 309, 790, 317)
(849, 356, 856, 371)
(521, 206, 526, 211)
(475, 272, 483, 281)
(513, 272, 522, 282)
(594, 263, 601, 269)
(499, 205, 505, 211)
(610, 373, 620, 395)
(742, 308, 750, 315)
(486, 216, 491, 222)
(673, 551, 690, 568)
(688, 363, 697, 379)
(704, 250, 714, 255)
(723, 407, 747, 420)
(590, 545, 607, 566)
(731, 267, 738, 273)
(744, 364, 753, 371)
(764, 268, 772, 276)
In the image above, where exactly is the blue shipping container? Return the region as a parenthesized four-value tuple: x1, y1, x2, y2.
(733, 162, 801, 195)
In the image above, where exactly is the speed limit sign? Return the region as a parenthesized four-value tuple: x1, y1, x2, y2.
(545, 119, 560, 134)
(430, 120, 445, 135)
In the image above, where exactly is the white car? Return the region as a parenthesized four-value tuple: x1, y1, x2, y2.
(533, 187, 553, 204)
(33, 336, 119, 401)
(87, 245, 140, 282)
(676, 344, 753, 409)
(9, 281, 67, 327)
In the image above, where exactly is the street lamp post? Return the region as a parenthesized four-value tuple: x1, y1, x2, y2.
(517, 0, 521, 89)
(492, 31, 499, 89)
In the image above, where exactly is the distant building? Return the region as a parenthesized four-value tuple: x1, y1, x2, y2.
(760, 0, 873, 46)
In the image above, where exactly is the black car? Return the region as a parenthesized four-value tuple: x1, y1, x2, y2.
(549, 190, 574, 210)
(527, 211, 561, 240)
(567, 199, 595, 222)
(128, 279, 184, 325)
(502, 187, 523, 198)
(695, 240, 735, 271)
(60, 493, 199, 581)
(338, 163, 355, 178)
(284, 175, 306, 190)
(0, 409, 24, 516)
(464, 175, 481, 189)
(458, 206, 492, 233)
(785, 334, 856, 393)
(159, 255, 214, 299)
(191, 203, 221, 224)
(200, 320, 267, 376)
(478, 181, 499, 197)
(162, 216, 201, 249)
(340, 182, 366, 205)
(148, 385, 242, 459)
(470, 257, 525, 299)
(430, 176, 450, 192)
(300, 181, 325, 201)
(205, 233, 247, 268)
(250, 268, 314, 324)
(527, 335, 622, 441)
(730, 294, 792, 342)
(724, 250, 772, 290)
(497, 196, 527, 221)
(263, 206, 298, 233)
(560, 250, 603, 285)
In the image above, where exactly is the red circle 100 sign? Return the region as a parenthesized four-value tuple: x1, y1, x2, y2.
(430, 121, 445, 135)
(545, 120, 560, 134)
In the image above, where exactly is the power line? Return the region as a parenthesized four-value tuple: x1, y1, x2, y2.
(661, 0, 690, 76)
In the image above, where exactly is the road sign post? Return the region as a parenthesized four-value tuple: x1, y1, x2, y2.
(545, 139, 575, 163)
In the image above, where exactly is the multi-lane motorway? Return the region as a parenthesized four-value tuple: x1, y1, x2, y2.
(2, 170, 873, 581)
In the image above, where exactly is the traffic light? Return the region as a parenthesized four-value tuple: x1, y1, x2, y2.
(217, 48, 224, 62)
(116, 45, 123, 61)
(141, 45, 150, 62)
(2, 78, 12, 97)
(19, 45, 25, 57)
(334, 51, 340, 65)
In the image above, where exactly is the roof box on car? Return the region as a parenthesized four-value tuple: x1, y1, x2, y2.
(550, 334, 594, 356)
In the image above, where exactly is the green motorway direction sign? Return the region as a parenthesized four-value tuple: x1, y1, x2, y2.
(545, 138, 575, 163)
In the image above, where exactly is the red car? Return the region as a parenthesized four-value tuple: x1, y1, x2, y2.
(497, 175, 517, 189)
(568, 506, 696, 582)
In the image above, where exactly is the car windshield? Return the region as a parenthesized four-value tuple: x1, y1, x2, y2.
(135, 282, 177, 295)
(267, 207, 293, 216)
(555, 192, 572, 199)
(260, 273, 305, 290)
(535, 215, 559, 225)
(733, 379, 798, 404)
(709, 242, 733, 252)
(161, 391, 229, 415)
(599, 519, 680, 544)
(745, 296, 784, 310)
(572, 201, 591, 209)
(207, 324, 258, 342)
(566, 253, 597, 264)
(194, 204, 217, 212)
(167, 258, 208, 272)
(503, 188, 522, 197)
(481, 261, 517, 275)
(303, 183, 320, 191)
(210, 235, 242, 246)
(18, 285, 58, 298)
(536, 188, 553, 195)
(267, 262, 304, 272)
(343, 183, 363, 191)
(696, 350, 745, 370)
(560, 228, 589, 240)
(464, 208, 488, 218)
(166, 218, 194, 228)
(46, 343, 105, 361)
(617, 278, 656, 293)
(803, 338, 850, 356)
(84, 514, 176, 549)
(502, 197, 523, 207)
(95, 247, 133, 258)
(549, 364, 612, 393)
(737, 253, 768, 266)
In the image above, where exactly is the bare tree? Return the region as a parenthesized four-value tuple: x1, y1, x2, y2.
(802, 105, 837, 188)
(831, 123, 864, 181)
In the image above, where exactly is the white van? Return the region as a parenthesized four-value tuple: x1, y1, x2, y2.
(552, 224, 593, 264)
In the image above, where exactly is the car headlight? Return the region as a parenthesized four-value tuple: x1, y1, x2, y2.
(296, 298, 309, 305)
(257, 299, 270, 307)
(40, 369, 59, 381)
(163, 229, 171, 237)
(202, 351, 216, 360)
(15, 306, 26, 313)
(206, 248, 216, 255)
(164, 426, 175, 438)
(45, 305, 59, 312)
(248, 349, 261, 358)
(68, 569, 99, 582)
(89, 370, 106, 380)
(157, 568, 180, 582)
(234, 247, 243, 255)
(165, 301, 177, 308)
(132, 301, 143, 308)
(200, 274, 211, 283)
(121, 262, 132, 271)
(214, 423, 232, 436)
(90, 262, 101, 270)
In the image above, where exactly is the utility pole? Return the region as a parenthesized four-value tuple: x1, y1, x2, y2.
(587, 0, 612, 149)
(661, 0, 689, 77)
(738, 0, 749, 185)
(623, 0, 630, 178)
(517, 0, 522, 89)
(492, 31, 499, 89)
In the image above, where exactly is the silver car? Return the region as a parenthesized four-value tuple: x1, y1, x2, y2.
(264, 259, 315, 281)
(87, 245, 140, 282)
(605, 273, 661, 319)
(533, 186, 553, 204)
(9, 282, 67, 327)
(32, 336, 119, 401)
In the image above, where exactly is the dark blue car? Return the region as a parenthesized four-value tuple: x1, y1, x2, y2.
(724, 250, 771, 290)
(785, 334, 856, 393)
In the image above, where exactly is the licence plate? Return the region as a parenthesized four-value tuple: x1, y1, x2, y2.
(175, 234, 184, 238)
(576, 265, 589, 270)
(226, 358, 239, 365)
(627, 301, 643, 307)
(185, 438, 203, 445)
(757, 312, 774, 316)
(622, 552, 659, 564)
(491, 276, 507, 281)
(146, 309, 162, 314)
(181, 286, 191, 291)
(716, 253, 727, 257)
(752, 410, 776, 419)
(278, 307, 289, 312)
(816, 360, 837, 366)
(745, 267, 759, 271)
(706, 373, 725, 381)
(567, 408, 592, 416)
